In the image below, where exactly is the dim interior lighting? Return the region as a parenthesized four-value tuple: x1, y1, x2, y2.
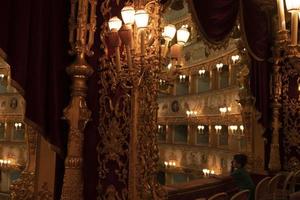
(164, 160, 176, 167)
(0, 74, 4, 79)
(214, 125, 222, 134)
(186, 110, 197, 117)
(179, 74, 187, 82)
(229, 125, 238, 134)
(231, 55, 240, 63)
(14, 122, 22, 129)
(240, 125, 244, 131)
(121, 6, 135, 25)
(198, 69, 205, 76)
(216, 63, 223, 71)
(134, 9, 149, 28)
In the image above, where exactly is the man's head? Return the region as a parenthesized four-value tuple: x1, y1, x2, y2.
(232, 154, 248, 168)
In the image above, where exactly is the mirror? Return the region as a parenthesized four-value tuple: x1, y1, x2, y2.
(157, 0, 263, 188)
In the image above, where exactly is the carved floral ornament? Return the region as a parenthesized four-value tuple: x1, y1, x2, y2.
(98, 0, 176, 199)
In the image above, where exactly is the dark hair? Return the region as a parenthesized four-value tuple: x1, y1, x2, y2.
(233, 154, 248, 168)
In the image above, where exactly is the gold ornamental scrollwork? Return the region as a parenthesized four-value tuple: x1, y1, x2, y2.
(98, 0, 166, 199)
(281, 60, 300, 171)
(10, 172, 35, 200)
(97, 64, 130, 199)
(37, 182, 54, 200)
(61, 0, 97, 199)
(10, 124, 38, 200)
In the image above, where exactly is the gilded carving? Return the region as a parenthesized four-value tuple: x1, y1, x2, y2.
(281, 60, 300, 171)
(61, 0, 96, 199)
(98, 0, 166, 199)
(9, 124, 38, 200)
(10, 172, 35, 200)
(37, 182, 54, 200)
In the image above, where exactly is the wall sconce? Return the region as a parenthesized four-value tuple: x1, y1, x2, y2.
(229, 125, 238, 134)
(0, 74, 4, 80)
(231, 55, 240, 64)
(197, 125, 205, 134)
(159, 79, 166, 85)
(0, 159, 12, 166)
(239, 125, 244, 135)
(203, 168, 215, 177)
(164, 160, 176, 167)
(216, 63, 224, 71)
(202, 168, 209, 177)
(214, 125, 222, 134)
(0, 159, 19, 170)
(179, 74, 187, 82)
(167, 63, 172, 70)
(186, 110, 197, 117)
(198, 69, 206, 76)
(219, 106, 231, 115)
(14, 122, 22, 130)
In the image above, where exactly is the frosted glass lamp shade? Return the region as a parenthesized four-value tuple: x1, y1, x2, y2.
(177, 26, 190, 45)
(108, 17, 122, 31)
(163, 24, 176, 40)
(286, 0, 300, 12)
(134, 10, 149, 28)
(121, 6, 135, 25)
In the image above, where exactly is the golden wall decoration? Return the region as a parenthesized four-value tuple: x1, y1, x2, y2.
(10, 125, 38, 200)
(97, 65, 131, 199)
(98, 0, 166, 199)
(281, 60, 300, 171)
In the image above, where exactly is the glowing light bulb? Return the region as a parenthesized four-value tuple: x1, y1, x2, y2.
(108, 16, 122, 31)
(121, 6, 135, 25)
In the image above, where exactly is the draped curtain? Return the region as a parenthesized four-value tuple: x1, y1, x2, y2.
(191, 0, 272, 167)
(0, 0, 101, 199)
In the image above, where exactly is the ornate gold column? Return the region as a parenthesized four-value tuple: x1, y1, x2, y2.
(61, 0, 97, 199)
(268, 31, 287, 172)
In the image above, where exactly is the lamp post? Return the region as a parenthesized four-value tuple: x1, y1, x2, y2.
(99, 1, 190, 199)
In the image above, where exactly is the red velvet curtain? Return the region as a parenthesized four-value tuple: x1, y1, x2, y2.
(191, 0, 272, 167)
(0, 0, 70, 153)
(191, 0, 239, 43)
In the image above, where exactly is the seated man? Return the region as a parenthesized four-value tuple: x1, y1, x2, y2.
(230, 154, 255, 200)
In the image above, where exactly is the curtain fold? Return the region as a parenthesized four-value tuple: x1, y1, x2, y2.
(191, 0, 271, 129)
(190, 0, 239, 43)
(0, 0, 71, 153)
